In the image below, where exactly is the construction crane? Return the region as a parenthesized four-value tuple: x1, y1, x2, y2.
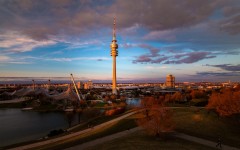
(32, 79, 35, 90)
(48, 79, 51, 90)
(70, 73, 81, 102)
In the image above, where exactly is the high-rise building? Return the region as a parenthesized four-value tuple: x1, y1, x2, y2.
(77, 81, 83, 89)
(84, 80, 93, 89)
(110, 17, 118, 94)
(166, 74, 175, 88)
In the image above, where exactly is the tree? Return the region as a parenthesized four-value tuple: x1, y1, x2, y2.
(137, 97, 174, 138)
(110, 94, 116, 101)
(120, 95, 126, 101)
(190, 90, 207, 99)
(164, 94, 171, 103)
(171, 92, 183, 102)
(104, 95, 110, 101)
(206, 89, 240, 117)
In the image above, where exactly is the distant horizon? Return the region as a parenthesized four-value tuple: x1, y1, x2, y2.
(0, 77, 238, 84)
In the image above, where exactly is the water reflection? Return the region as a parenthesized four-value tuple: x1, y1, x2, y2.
(0, 109, 69, 147)
(126, 98, 141, 107)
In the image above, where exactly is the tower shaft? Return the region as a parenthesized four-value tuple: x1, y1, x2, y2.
(110, 17, 118, 95)
(112, 56, 117, 94)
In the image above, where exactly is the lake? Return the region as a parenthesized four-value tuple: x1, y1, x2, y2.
(0, 98, 141, 147)
(0, 109, 75, 147)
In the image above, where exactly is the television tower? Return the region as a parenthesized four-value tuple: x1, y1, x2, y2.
(110, 17, 118, 95)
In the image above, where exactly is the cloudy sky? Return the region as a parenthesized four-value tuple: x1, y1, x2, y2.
(0, 0, 240, 82)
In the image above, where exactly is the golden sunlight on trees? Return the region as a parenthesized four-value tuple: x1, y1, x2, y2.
(171, 92, 183, 102)
(206, 89, 240, 117)
(137, 97, 174, 138)
(190, 90, 207, 99)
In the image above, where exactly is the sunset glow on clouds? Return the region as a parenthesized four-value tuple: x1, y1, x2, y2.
(0, 0, 240, 82)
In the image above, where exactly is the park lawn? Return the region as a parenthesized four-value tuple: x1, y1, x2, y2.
(85, 130, 216, 150)
(172, 107, 240, 148)
(69, 109, 137, 132)
(33, 118, 137, 150)
(0, 102, 22, 108)
(72, 107, 240, 149)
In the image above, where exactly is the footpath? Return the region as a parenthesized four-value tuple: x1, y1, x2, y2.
(66, 128, 240, 150)
(0, 98, 26, 104)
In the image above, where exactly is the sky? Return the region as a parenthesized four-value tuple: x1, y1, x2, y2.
(0, 0, 240, 83)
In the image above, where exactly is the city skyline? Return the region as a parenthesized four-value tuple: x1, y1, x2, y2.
(0, 0, 240, 82)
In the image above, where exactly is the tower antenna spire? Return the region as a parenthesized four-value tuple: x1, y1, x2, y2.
(113, 17, 116, 41)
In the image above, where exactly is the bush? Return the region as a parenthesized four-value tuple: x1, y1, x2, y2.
(190, 98, 208, 106)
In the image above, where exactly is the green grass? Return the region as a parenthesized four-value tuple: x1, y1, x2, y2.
(0, 102, 22, 108)
(34, 118, 137, 150)
(85, 130, 216, 150)
(70, 109, 137, 132)
(93, 103, 106, 107)
(172, 107, 240, 148)
(69, 115, 122, 132)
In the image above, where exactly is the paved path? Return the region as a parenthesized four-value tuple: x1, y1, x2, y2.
(8, 110, 139, 150)
(65, 127, 142, 150)
(65, 128, 240, 150)
(0, 98, 26, 104)
(174, 132, 240, 150)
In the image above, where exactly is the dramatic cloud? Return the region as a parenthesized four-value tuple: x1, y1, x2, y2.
(196, 71, 240, 77)
(0, 0, 237, 41)
(0, 55, 33, 64)
(133, 46, 216, 64)
(0, 55, 11, 62)
(0, 31, 56, 53)
(132, 55, 152, 64)
(112, 0, 221, 30)
(139, 44, 160, 57)
(0, 0, 239, 81)
(143, 30, 176, 41)
(168, 52, 216, 64)
(219, 15, 240, 35)
(206, 64, 240, 71)
(46, 57, 110, 62)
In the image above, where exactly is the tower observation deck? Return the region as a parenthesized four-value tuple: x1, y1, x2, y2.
(110, 17, 118, 94)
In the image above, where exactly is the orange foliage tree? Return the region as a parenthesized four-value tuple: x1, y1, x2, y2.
(171, 92, 183, 102)
(137, 97, 174, 137)
(206, 89, 240, 117)
(190, 90, 207, 99)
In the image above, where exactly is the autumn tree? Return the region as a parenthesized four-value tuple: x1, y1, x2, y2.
(110, 94, 116, 101)
(171, 92, 183, 103)
(164, 94, 171, 103)
(103, 95, 110, 101)
(137, 97, 174, 138)
(206, 89, 240, 117)
(120, 95, 126, 101)
(190, 90, 207, 99)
